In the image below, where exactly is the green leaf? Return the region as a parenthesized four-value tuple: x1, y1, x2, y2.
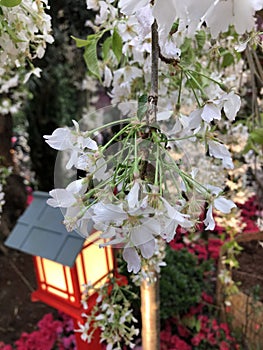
(195, 30, 206, 50)
(195, 319, 201, 333)
(0, 0, 21, 6)
(84, 39, 101, 82)
(222, 52, 235, 67)
(182, 315, 196, 330)
(102, 36, 112, 60)
(71, 36, 89, 48)
(112, 27, 123, 63)
(250, 128, 263, 144)
(137, 94, 148, 121)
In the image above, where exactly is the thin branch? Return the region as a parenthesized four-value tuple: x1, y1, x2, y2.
(147, 19, 159, 125)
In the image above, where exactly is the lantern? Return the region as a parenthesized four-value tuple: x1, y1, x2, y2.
(5, 191, 114, 350)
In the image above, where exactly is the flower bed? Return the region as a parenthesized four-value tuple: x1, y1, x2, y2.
(0, 313, 76, 350)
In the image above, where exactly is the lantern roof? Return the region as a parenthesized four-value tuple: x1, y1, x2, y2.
(5, 191, 86, 267)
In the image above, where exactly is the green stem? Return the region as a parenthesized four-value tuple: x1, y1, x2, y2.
(87, 118, 133, 137)
(154, 143, 160, 187)
(177, 69, 183, 108)
(183, 70, 202, 108)
(100, 123, 133, 152)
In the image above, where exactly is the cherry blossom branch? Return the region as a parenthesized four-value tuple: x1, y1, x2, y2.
(147, 19, 159, 125)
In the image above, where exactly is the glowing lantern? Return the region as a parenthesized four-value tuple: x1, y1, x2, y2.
(5, 191, 114, 350)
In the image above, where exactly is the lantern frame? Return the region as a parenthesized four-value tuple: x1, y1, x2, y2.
(31, 235, 114, 321)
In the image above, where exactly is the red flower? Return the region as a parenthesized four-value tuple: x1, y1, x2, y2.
(207, 332, 216, 345)
(202, 292, 213, 304)
(191, 333, 205, 346)
(220, 323, 230, 336)
(171, 335, 191, 350)
(169, 242, 185, 250)
(177, 324, 190, 338)
(220, 341, 230, 350)
(160, 330, 172, 343)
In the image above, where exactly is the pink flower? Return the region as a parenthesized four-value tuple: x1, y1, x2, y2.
(177, 324, 190, 338)
(191, 333, 204, 346)
(220, 323, 230, 336)
(207, 332, 216, 345)
(220, 341, 230, 350)
(202, 292, 213, 304)
(171, 335, 191, 350)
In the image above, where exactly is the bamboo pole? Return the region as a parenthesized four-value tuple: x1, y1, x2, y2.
(140, 18, 160, 350)
(140, 271, 160, 350)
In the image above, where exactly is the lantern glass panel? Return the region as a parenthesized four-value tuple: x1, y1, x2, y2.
(42, 259, 67, 290)
(76, 238, 114, 292)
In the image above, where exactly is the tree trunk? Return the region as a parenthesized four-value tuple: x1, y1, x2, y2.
(0, 114, 27, 240)
(140, 272, 160, 350)
(0, 114, 13, 166)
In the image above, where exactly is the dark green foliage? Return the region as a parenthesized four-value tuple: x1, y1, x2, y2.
(160, 246, 212, 320)
(24, 0, 92, 191)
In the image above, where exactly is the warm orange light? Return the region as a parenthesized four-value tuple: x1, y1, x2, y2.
(76, 238, 114, 293)
(35, 256, 75, 301)
(34, 232, 114, 305)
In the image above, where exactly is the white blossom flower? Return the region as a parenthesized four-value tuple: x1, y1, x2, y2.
(208, 140, 234, 169)
(44, 120, 98, 169)
(136, 4, 154, 37)
(47, 179, 88, 208)
(161, 198, 193, 242)
(118, 0, 149, 16)
(43, 127, 72, 150)
(205, 0, 263, 38)
(201, 101, 222, 123)
(23, 67, 42, 84)
(86, 0, 100, 10)
(222, 91, 241, 121)
(103, 65, 113, 87)
(152, 0, 178, 38)
(123, 247, 141, 273)
(160, 39, 181, 60)
(204, 185, 236, 230)
(201, 92, 241, 123)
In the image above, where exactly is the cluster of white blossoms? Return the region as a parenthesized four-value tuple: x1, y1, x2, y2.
(0, 0, 53, 115)
(45, 0, 263, 273)
(76, 278, 139, 350)
(85, 0, 262, 116)
(43, 0, 263, 273)
(45, 115, 237, 273)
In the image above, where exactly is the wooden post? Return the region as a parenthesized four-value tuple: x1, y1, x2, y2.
(140, 271, 160, 350)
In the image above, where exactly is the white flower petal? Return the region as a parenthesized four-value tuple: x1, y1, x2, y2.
(152, 0, 177, 37)
(123, 247, 141, 273)
(67, 179, 88, 195)
(214, 197, 236, 214)
(136, 4, 154, 37)
(130, 225, 155, 247)
(82, 137, 98, 151)
(205, 184, 222, 196)
(208, 140, 234, 169)
(119, 0, 149, 15)
(127, 182, 140, 209)
(44, 128, 72, 150)
(201, 103, 221, 123)
(204, 204, 215, 231)
(47, 189, 76, 208)
(223, 92, 241, 121)
(92, 202, 127, 224)
(138, 239, 156, 259)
